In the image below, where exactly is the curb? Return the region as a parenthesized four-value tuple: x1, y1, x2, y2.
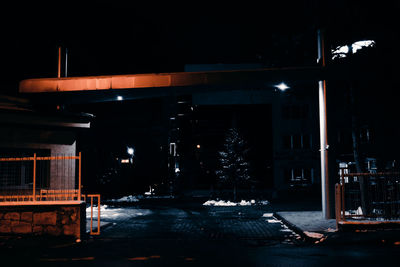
(273, 212, 323, 243)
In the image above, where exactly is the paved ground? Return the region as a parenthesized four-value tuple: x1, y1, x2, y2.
(98, 204, 297, 243)
(2, 201, 400, 266)
(275, 211, 337, 239)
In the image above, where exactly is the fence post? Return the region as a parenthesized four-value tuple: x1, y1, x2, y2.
(78, 152, 82, 201)
(33, 153, 37, 201)
(335, 184, 340, 229)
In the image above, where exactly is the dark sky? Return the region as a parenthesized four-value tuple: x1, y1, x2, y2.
(2, 1, 399, 95)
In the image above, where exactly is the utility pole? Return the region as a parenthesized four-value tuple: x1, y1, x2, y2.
(317, 29, 331, 219)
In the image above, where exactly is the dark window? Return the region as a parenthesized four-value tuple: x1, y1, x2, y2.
(293, 135, 302, 149)
(284, 168, 293, 182)
(0, 148, 50, 191)
(302, 134, 311, 149)
(293, 168, 303, 181)
(287, 168, 314, 186)
(360, 127, 371, 144)
(338, 131, 352, 146)
(283, 134, 311, 150)
(283, 135, 292, 149)
(282, 104, 309, 119)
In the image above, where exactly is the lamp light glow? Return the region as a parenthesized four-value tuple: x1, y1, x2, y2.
(127, 147, 134, 156)
(275, 82, 290, 91)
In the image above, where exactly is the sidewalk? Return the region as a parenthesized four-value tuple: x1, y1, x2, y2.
(274, 209, 400, 245)
(274, 211, 337, 241)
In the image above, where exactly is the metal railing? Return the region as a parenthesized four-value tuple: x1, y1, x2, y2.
(336, 169, 400, 223)
(0, 153, 82, 203)
(0, 152, 102, 235)
(87, 194, 101, 235)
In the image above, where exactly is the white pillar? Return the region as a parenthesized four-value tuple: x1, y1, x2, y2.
(318, 30, 331, 219)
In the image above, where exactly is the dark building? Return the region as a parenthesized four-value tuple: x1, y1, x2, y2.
(168, 65, 321, 197)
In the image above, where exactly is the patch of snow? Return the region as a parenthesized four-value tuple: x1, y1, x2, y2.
(345, 206, 363, 216)
(203, 199, 269, 206)
(86, 205, 152, 221)
(262, 213, 274, 217)
(110, 195, 140, 203)
(203, 200, 237, 206)
(239, 200, 252, 206)
(267, 219, 282, 223)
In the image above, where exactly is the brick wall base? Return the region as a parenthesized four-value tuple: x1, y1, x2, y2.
(0, 203, 85, 239)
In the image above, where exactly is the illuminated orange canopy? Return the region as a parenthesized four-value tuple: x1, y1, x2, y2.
(19, 67, 322, 93)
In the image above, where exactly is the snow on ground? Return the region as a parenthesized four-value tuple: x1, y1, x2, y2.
(86, 205, 152, 221)
(267, 218, 282, 223)
(262, 213, 274, 217)
(203, 199, 269, 206)
(345, 206, 363, 216)
(203, 200, 237, 206)
(108, 194, 175, 203)
(110, 195, 140, 203)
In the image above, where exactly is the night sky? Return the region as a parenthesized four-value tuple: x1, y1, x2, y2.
(2, 1, 399, 95)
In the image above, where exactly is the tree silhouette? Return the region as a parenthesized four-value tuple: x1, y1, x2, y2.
(216, 128, 251, 201)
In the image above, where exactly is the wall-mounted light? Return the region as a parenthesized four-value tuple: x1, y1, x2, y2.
(117, 96, 123, 101)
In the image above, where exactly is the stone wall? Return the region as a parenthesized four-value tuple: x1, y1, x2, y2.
(0, 203, 85, 239)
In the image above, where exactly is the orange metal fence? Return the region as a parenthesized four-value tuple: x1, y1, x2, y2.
(336, 168, 400, 225)
(87, 194, 101, 235)
(0, 153, 82, 203)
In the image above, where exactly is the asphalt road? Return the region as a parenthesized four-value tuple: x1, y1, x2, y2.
(2, 202, 400, 266)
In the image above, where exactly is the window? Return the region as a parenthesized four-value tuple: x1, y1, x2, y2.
(293, 135, 302, 149)
(282, 134, 312, 150)
(0, 148, 50, 190)
(169, 143, 176, 156)
(283, 135, 292, 150)
(360, 127, 371, 144)
(285, 167, 314, 186)
(302, 134, 311, 149)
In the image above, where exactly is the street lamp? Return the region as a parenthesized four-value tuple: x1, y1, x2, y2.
(127, 147, 134, 156)
(275, 82, 290, 91)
